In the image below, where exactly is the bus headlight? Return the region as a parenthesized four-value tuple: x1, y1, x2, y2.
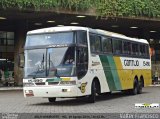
(23, 83, 35, 87)
(60, 81, 76, 85)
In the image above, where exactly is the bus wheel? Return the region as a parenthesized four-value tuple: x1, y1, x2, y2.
(88, 81, 96, 103)
(48, 98, 56, 102)
(138, 81, 142, 94)
(132, 81, 138, 95)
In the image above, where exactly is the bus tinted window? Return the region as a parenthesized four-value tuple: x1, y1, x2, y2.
(76, 31, 87, 45)
(102, 37, 112, 53)
(140, 44, 145, 56)
(113, 39, 122, 54)
(132, 43, 139, 55)
(95, 36, 101, 52)
(77, 47, 88, 79)
(90, 35, 95, 52)
(123, 41, 131, 55)
(89, 34, 102, 53)
(145, 45, 150, 57)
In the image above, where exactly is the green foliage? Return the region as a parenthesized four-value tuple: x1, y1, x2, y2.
(95, 0, 160, 18)
(0, 0, 160, 18)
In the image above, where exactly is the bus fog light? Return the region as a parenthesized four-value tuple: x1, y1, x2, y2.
(25, 90, 33, 94)
(25, 90, 29, 93)
(25, 90, 34, 96)
(29, 90, 33, 93)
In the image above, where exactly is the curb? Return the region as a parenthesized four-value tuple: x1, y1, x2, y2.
(0, 87, 23, 91)
(149, 84, 160, 87)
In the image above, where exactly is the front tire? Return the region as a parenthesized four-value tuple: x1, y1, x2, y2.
(88, 81, 96, 103)
(48, 98, 56, 102)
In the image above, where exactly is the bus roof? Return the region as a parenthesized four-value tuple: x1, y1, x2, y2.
(27, 26, 149, 44)
(90, 29, 149, 44)
(27, 26, 88, 34)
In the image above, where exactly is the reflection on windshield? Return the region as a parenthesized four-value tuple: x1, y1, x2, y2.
(25, 47, 76, 78)
(47, 47, 75, 77)
(25, 49, 46, 78)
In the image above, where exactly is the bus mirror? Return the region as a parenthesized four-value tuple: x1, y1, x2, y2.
(18, 53, 24, 68)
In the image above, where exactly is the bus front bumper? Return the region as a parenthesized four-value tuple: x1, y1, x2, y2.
(23, 85, 78, 98)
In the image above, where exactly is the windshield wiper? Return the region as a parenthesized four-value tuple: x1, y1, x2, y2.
(47, 53, 59, 77)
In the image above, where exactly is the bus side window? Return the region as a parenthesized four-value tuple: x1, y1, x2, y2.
(95, 36, 102, 53)
(145, 45, 150, 58)
(132, 43, 139, 55)
(89, 34, 96, 52)
(76, 31, 87, 45)
(140, 44, 145, 56)
(89, 34, 102, 53)
(102, 37, 112, 53)
(113, 39, 122, 54)
(123, 41, 131, 55)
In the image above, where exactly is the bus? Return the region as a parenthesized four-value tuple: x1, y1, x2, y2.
(22, 26, 151, 103)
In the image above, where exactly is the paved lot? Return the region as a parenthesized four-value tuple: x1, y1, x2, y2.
(0, 86, 159, 113)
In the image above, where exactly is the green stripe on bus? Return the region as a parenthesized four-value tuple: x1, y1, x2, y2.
(99, 55, 122, 91)
(99, 55, 116, 91)
(107, 56, 122, 90)
(46, 77, 62, 82)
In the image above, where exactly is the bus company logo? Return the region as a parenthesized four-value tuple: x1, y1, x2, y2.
(92, 61, 100, 66)
(135, 103, 159, 108)
(79, 82, 87, 93)
(124, 59, 139, 66)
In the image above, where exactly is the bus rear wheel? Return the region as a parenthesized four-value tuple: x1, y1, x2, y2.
(138, 81, 142, 94)
(48, 98, 56, 102)
(88, 81, 96, 103)
(132, 82, 138, 95)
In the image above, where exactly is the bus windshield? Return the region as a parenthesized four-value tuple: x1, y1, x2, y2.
(24, 30, 88, 78)
(24, 47, 75, 78)
(25, 32, 74, 47)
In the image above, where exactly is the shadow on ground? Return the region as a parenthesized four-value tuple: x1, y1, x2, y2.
(30, 91, 149, 106)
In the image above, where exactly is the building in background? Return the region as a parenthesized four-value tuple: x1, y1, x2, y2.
(0, 0, 160, 86)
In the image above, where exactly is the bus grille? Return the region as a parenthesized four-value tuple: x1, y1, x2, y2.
(48, 82, 59, 85)
(35, 82, 45, 85)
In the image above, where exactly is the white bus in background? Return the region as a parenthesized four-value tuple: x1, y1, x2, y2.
(21, 26, 151, 103)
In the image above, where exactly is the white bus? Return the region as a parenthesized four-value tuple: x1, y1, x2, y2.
(22, 26, 151, 103)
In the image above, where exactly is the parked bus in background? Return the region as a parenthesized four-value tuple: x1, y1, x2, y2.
(21, 26, 151, 103)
